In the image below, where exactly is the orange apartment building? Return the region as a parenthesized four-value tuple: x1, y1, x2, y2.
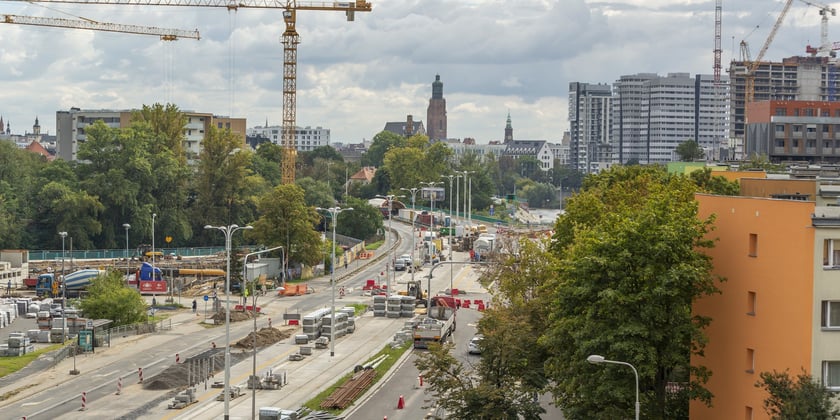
(692, 193, 840, 419)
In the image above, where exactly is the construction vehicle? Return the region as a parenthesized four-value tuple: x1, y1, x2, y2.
(400, 280, 427, 307)
(35, 269, 105, 298)
(413, 296, 457, 349)
(168, 388, 198, 409)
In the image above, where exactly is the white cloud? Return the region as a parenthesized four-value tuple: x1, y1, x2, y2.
(0, 0, 833, 144)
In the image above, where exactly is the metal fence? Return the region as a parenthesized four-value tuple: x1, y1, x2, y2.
(28, 246, 226, 262)
(105, 318, 172, 339)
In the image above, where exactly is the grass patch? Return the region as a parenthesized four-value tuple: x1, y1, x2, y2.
(303, 341, 412, 414)
(365, 240, 384, 250)
(0, 382, 38, 401)
(0, 343, 64, 380)
(349, 303, 368, 316)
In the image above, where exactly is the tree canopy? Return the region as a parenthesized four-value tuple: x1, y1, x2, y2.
(757, 369, 840, 420)
(78, 270, 147, 327)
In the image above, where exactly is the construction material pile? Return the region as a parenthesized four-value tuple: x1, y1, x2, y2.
(211, 309, 253, 324)
(234, 326, 295, 349)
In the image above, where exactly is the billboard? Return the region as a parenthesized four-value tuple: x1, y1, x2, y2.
(422, 187, 445, 202)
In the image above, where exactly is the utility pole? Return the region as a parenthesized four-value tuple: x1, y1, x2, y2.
(441, 174, 457, 293)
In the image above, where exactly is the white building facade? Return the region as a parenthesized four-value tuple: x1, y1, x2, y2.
(247, 125, 330, 152)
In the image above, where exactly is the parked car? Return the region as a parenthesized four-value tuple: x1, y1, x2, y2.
(394, 258, 407, 271)
(468, 334, 483, 355)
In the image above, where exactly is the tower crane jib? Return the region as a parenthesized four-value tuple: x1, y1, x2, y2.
(2, 14, 200, 40)
(9, 0, 373, 185)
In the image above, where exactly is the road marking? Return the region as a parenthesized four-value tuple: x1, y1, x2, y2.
(94, 370, 120, 378)
(20, 398, 51, 407)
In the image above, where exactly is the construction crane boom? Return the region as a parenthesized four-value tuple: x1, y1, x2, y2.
(800, 0, 837, 56)
(745, 0, 794, 103)
(2, 14, 200, 39)
(11, 0, 373, 184)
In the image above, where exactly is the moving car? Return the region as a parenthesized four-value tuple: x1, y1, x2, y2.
(468, 334, 483, 355)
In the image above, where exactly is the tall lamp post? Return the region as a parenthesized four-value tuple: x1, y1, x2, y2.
(316, 207, 353, 357)
(151, 213, 157, 303)
(400, 187, 421, 289)
(122, 223, 131, 276)
(204, 223, 253, 420)
(441, 174, 457, 293)
(59, 231, 67, 342)
(420, 182, 443, 269)
(587, 354, 640, 420)
(244, 245, 284, 420)
(457, 171, 473, 229)
(374, 195, 396, 292)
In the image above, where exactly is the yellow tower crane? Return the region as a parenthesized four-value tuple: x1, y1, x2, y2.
(2, 14, 200, 40)
(743, 0, 794, 104)
(9, 0, 373, 184)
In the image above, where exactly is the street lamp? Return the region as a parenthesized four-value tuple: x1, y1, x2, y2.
(151, 213, 157, 304)
(374, 195, 396, 293)
(400, 187, 421, 292)
(421, 181, 443, 265)
(587, 354, 640, 420)
(122, 224, 131, 276)
(204, 223, 253, 420)
(441, 174, 457, 293)
(315, 206, 352, 357)
(244, 245, 283, 420)
(59, 231, 67, 343)
(457, 171, 473, 229)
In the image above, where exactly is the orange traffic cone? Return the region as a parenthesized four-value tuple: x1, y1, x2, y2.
(397, 395, 405, 409)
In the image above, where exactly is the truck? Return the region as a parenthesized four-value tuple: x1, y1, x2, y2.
(126, 262, 168, 294)
(35, 269, 105, 298)
(472, 236, 495, 261)
(413, 296, 457, 349)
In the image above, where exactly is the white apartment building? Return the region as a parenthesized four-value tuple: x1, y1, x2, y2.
(611, 73, 729, 165)
(247, 125, 330, 152)
(568, 82, 612, 173)
(56, 108, 246, 161)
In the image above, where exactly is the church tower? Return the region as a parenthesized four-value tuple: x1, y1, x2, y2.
(426, 74, 447, 140)
(504, 111, 513, 143)
(33, 116, 41, 136)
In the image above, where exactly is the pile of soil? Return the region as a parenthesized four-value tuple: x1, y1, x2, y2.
(234, 326, 295, 349)
(142, 350, 249, 390)
(211, 309, 253, 324)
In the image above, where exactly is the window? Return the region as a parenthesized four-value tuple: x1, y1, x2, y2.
(745, 406, 753, 420)
(775, 125, 785, 132)
(823, 361, 840, 390)
(749, 234, 758, 257)
(746, 348, 755, 373)
(747, 291, 756, 316)
(822, 301, 840, 328)
(775, 107, 787, 116)
(823, 239, 840, 267)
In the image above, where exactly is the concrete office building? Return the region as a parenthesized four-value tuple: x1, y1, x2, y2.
(744, 100, 840, 163)
(246, 125, 331, 152)
(568, 82, 612, 173)
(56, 108, 246, 161)
(611, 73, 729, 165)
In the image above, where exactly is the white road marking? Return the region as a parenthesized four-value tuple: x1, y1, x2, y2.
(94, 370, 120, 378)
(21, 398, 51, 407)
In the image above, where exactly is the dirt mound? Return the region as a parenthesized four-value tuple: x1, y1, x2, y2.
(234, 327, 295, 349)
(211, 309, 254, 324)
(141, 350, 251, 390)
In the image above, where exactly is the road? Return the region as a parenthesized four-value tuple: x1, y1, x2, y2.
(0, 221, 458, 419)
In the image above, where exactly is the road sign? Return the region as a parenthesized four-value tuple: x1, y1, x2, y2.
(86, 319, 93, 330)
(203, 295, 209, 302)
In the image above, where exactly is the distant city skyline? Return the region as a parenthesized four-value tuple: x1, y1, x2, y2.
(0, 1, 831, 143)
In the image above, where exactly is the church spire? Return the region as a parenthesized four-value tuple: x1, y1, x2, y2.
(504, 111, 513, 143)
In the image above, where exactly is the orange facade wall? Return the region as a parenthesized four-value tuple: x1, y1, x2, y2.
(746, 100, 840, 123)
(691, 195, 815, 420)
(740, 178, 817, 200)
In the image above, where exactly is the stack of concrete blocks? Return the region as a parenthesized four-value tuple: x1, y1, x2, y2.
(400, 296, 416, 317)
(392, 318, 420, 346)
(338, 307, 356, 333)
(301, 308, 332, 340)
(320, 311, 349, 339)
(372, 295, 386, 317)
(5, 332, 34, 356)
(386, 295, 402, 318)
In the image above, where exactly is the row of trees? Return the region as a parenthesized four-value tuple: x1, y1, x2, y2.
(416, 165, 836, 419)
(0, 103, 582, 256)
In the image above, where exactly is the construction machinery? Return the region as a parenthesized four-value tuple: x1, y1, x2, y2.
(741, 0, 794, 104)
(2, 14, 199, 40)
(11, 0, 373, 184)
(801, 0, 837, 56)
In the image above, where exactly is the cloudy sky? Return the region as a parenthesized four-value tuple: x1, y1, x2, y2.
(0, 0, 833, 144)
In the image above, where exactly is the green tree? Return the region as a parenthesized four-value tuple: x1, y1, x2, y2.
(249, 184, 323, 267)
(338, 197, 383, 240)
(130, 103, 188, 161)
(361, 131, 405, 168)
(79, 270, 147, 327)
(296, 177, 335, 208)
(251, 142, 284, 187)
(757, 369, 840, 420)
(689, 168, 740, 196)
(675, 139, 705, 161)
(543, 165, 721, 419)
(32, 181, 104, 249)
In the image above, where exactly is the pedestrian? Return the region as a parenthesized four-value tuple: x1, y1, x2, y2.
(192, 299, 197, 313)
(152, 296, 156, 307)
(344, 260, 348, 270)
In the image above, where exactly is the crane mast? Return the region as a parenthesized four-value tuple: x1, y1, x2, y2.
(10, 0, 373, 184)
(2, 14, 200, 39)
